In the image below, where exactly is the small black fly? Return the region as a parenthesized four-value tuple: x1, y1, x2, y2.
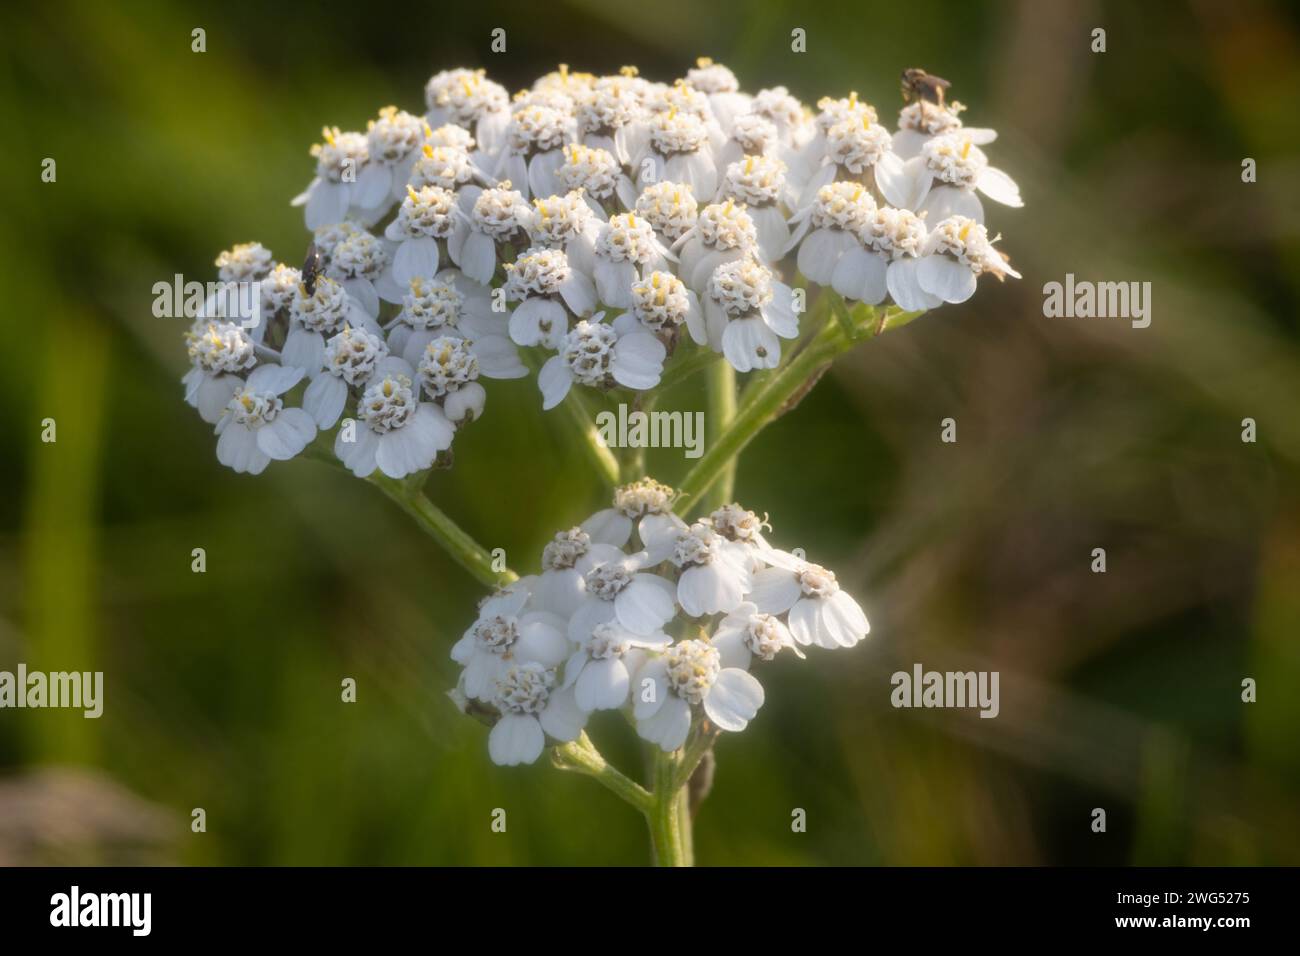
(301, 242, 325, 296)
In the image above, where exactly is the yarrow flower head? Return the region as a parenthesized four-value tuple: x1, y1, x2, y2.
(424, 68, 511, 152)
(630, 270, 702, 335)
(642, 107, 719, 200)
(592, 212, 673, 309)
(505, 245, 597, 349)
(523, 189, 599, 252)
(409, 142, 479, 192)
(497, 104, 575, 199)
(214, 364, 317, 476)
(831, 205, 932, 307)
(178, 58, 1025, 864)
(333, 358, 455, 479)
(878, 131, 1022, 225)
(557, 143, 635, 208)
(536, 313, 665, 409)
(215, 242, 273, 283)
(914, 215, 1021, 305)
(635, 181, 699, 243)
(293, 127, 370, 229)
(892, 98, 996, 159)
(302, 324, 389, 429)
(352, 106, 430, 211)
(443, 479, 870, 768)
(183, 321, 257, 422)
(697, 256, 799, 372)
(182, 60, 1021, 511)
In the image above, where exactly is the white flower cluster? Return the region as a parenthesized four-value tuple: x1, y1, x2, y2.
(450, 478, 869, 766)
(180, 61, 1021, 476)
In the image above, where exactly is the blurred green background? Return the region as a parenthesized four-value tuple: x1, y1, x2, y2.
(2, 0, 1299, 865)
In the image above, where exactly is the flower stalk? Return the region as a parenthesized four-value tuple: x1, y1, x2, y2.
(676, 301, 921, 515)
(563, 387, 622, 489)
(551, 732, 653, 813)
(368, 473, 517, 588)
(650, 750, 692, 866)
(702, 359, 737, 512)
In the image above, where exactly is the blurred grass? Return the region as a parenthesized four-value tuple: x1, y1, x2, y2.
(1, 0, 1298, 864)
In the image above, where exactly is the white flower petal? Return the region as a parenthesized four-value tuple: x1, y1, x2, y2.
(611, 332, 666, 390)
(509, 296, 568, 348)
(575, 658, 630, 711)
(216, 423, 270, 475)
(281, 328, 326, 375)
(255, 407, 316, 461)
(831, 246, 888, 304)
(537, 354, 573, 410)
(558, 269, 597, 317)
(489, 714, 544, 766)
(637, 694, 691, 751)
(460, 231, 497, 284)
(247, 363, 304, 395)
(195, 374, 238, 424)
(711, 628, 753, 671)
(305, 181, 349, 230)
(567, 599, 616, 645)
(977, 166, 1022, 207)
(678, 563, 749, 618)
(615, 574, 676, 634)
(762, 281, 799, 339)
(823, 590, 870, 647)
(335, 424, 379, 477)
(917, 255, 979, 304)
(468, 334, 528, 379)
(703, 668, 764, 731)
(918, 185, 984, 226)
(581, 509, 633, 548)
(786, 596, 822, 647)
(722, 316, 780, 373)
(748, 567, 802, 614)
(632, 658, 669, 719)
(538, 685, 588, 742)
(303, 373, 347, 429)
(594, 259, 637, 309)
(886, 257, 943, 312)
(353, 163, 393, 210)
(638, 513, 686, 565)
(515, 613, 571, 666)
(392, 237, 441, 285)
(797, 228, 850, 285)
(876, 154, 932, 210)
(443, 381, 486, 424)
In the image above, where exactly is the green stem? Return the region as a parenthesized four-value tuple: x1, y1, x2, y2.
(627, 389, 658, 477)
(673, 725, 719, 791)
(520, 346, 621, 488)
(702, 359, 736, 511)
(676, 324, 847, 514)
(563, 387, 621, 488)
(368, 474, 517, 588)
(659, 344, 721, 392)
(649, 750, 692, 866)
(551, 732, 653, 813)
(675, 785, 694, 861)
(676, 303, 920, 515)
